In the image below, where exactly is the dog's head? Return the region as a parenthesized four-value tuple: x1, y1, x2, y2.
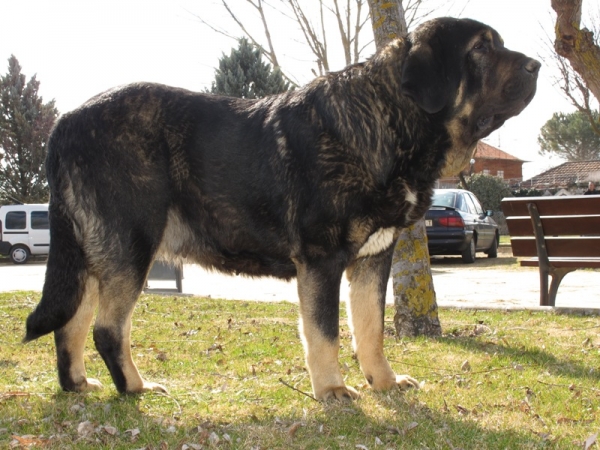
(401, 17, 539, 156)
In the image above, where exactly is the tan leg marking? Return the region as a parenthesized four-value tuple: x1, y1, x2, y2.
(296, 261, 358, 401)
(299, 316, 358, 401)
(118, 309, 167, 394)
(96, 278, 167, 394)
(60, 275, 102, 392)
(346, 259, 420, 392)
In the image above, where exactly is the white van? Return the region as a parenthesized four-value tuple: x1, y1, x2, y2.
(0, 204, 50, 264)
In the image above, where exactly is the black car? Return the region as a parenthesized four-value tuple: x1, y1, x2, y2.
(425, 189, 498, 263)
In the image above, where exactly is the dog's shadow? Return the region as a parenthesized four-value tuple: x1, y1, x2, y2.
(30, 387, 553, 448)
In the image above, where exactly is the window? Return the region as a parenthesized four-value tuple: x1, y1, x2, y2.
(31, 211, 49, 229)
(432, 192, 458, 208)
(483, 169, 490, 175)
(6, 211, 26, 229)
(468, 193, 485, 215)
(497, 170, 504, 179)
(462, 193, 478, 214)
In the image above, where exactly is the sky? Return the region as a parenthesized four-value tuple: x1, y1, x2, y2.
(0, 0, 594, 179)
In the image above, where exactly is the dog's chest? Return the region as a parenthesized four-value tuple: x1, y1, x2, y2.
(353, 183, 431, 258)
(357, 227, 396, 257)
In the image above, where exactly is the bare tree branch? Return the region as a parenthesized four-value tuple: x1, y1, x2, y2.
(542, 1, 600, 136)
(332, 0, 351, 65)
(193, 0, 433, 86)
(287, 0, 329, 74)
(251, 0, 280, 68)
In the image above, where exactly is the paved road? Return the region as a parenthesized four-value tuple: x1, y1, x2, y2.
(1, 251, 599, 311)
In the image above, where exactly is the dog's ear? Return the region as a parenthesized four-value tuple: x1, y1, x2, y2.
(401, 42, 450, 114)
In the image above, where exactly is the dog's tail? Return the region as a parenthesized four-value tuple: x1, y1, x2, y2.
(24, 137, 88, 343)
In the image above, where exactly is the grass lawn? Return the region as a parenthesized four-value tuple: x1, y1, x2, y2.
(1, 292, 599, 449)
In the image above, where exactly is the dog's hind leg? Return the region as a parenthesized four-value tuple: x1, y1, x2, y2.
(54, 275, 103, 392)
(345, 245, 420, 392)
(92, 251, 167, 394)
(25, 198, 103, 392)
(295, 257, 358, 401)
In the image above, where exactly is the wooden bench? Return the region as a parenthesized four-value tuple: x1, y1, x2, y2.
(501, 195, 600, 306)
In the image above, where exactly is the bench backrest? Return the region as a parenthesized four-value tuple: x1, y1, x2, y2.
(501, 195, 600, 258)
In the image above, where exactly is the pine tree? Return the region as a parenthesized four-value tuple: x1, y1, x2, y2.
(0, 56, 58, 204)
(211, 38, 292, 99)
(538, 110, 600, 161)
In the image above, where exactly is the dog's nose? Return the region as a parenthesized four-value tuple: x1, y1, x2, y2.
(523, 58, 541, 74)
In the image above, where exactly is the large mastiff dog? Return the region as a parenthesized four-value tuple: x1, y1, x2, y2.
(25, 18, 538, 401)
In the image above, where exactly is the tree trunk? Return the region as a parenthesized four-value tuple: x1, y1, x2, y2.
(551, 0, 600, 104)
(367, 0, 407, 46)
(392, 220, 442, 337)
(367, 0, 442, 337)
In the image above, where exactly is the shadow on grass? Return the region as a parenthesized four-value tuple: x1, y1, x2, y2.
(14, 386, 555, 449)
(434, 333, 599, 384)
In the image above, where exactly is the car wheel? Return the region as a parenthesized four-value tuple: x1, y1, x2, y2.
(461, 238, 476, 264)
(10, 245, 30, 264)
(487, 235, 498, 258)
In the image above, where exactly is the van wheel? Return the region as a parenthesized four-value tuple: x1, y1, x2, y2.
(10, 245, 30, 264)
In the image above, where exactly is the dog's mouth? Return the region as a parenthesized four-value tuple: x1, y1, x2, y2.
(476, 85, 537, 135)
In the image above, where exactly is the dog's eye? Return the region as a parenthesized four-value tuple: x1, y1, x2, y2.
(477, 116, 494, 130)
(472, 41, 488, 53)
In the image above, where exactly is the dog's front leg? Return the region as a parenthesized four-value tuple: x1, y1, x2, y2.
(295, 257, 358, 401)
(345, 245, 420, 392)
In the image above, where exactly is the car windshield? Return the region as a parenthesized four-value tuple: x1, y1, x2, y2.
(431, 191, 457, 208)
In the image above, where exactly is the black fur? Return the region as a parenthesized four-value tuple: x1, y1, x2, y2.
(24, 18, 539, 398)
(93, 327, 128, 393)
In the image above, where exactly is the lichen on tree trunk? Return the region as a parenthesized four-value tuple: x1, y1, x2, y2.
(551, 0, 600, 105)
(391, 219, 442, 337)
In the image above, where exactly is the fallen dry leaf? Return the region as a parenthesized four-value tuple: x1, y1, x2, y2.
(125, 428, 140, 437)
(209, 432, 220, 445)
(288, 422, 303, 438)
(404, 422, 419, 434)
(77, 420, 95, 437)
(10, 435, 49, 448)
(102, 425, 118, 435)
(584, 432, 598, 450)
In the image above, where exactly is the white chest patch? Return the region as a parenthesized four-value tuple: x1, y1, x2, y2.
(357, 227, 396, 258)
(405, 187, 417, 205)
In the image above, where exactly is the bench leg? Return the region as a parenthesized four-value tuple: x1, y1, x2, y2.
(546, 268, 575, 307)
(539, 266, 575, 307)
(538, 267, 550, 306)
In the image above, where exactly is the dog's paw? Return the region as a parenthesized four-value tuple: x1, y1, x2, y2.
(140, 381, 168, 394)
(369, 373, 421, 391)
(395, 374, 421, 390)
(317, 385, 360, 402)
(79, 378, 103, 392)
(125, 380, 168, 395)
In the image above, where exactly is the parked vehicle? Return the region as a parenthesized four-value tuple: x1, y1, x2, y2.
(0, 204, 50, 264)
(425, 189, 498, 263)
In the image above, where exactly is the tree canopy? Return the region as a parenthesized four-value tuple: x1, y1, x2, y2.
(467, 174, 513, 212)
(538, 110, 600, 161)
(0, 55, 58, 204)
(210, 38, 292, 99)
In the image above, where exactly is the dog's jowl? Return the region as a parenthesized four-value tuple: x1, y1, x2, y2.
(25, 18, 539, 401)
